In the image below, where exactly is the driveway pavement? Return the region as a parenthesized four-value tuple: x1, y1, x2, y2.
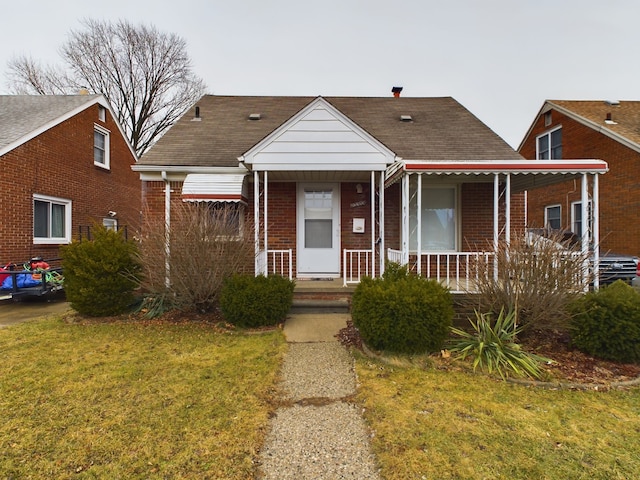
(0, 297, 70, 328)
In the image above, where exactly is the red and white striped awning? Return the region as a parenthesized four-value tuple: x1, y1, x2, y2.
(181, 174, 248, 203)
(385, 159, 608, 191)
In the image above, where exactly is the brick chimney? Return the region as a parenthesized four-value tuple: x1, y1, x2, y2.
(392, 86, 403, 98)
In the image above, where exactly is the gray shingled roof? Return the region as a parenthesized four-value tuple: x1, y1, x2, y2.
(0, 95, 101, 152)
(140, 95, 521, 167)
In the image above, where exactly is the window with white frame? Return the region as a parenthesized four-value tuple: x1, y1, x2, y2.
(571, 200, 592, 240)
(544, 205, 561, 230)
(537, 127, 562, 159)
(409, 182, 457, 251)
(103, 217, 118, 231)
(94, 125, 110, 169)
(33, 194, 72, 244)
(98, 105, 106, 122)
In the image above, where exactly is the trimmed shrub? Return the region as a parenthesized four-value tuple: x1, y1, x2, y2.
(351, 267, 454, 354)
(569, 280, 640, 363)
(61, 225, 141, 317)
(219, 274, 295, 328)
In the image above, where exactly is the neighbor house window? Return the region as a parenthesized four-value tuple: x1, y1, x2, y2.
(537, 127, 562, 159)
(545, 205, 561, 230)
(94, 125, 110, 169)
(409, 181, 457, 251)
(572, 200, 592, 240)
(98, 105, 106, 122)
(33, 194, 72, 244)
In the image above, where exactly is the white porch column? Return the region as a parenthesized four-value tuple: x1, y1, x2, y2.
(263, 171, 269, 275)
(379, 171, 385, 275)
(370, 171, 376, 278)
(493, 173, 500, 280)
(592, 173, 600, 289)
(253, 171, 261, 276)
(416, 173, 422, 275)
(402, 173, 410, 265)
(505, 173, 511, 245)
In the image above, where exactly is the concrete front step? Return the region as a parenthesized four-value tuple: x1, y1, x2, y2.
(290, 298, 350, 314)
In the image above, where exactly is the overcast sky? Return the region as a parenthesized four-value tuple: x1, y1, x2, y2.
(1, 0, 638, 149)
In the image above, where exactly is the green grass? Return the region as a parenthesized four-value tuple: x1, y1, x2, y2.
(355, 354, 640, 480)
(0, 317, 286, 479)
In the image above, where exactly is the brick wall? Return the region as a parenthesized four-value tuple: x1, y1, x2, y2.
(519, 109, 640, 256)
(140, 178, 524, 276)
(0, 104, 140, 263)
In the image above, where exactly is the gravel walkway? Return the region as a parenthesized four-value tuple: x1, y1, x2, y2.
(257, 314, 380, 479)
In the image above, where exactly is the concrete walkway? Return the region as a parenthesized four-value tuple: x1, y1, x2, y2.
(257, 313, 380, 479)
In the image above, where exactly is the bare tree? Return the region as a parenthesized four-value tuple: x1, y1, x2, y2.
(6, 19, 206, 155)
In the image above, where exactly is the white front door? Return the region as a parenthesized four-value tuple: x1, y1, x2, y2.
(297, 183, 341, 277)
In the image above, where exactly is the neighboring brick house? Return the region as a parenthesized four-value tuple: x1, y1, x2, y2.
(0, 95, 140, 263)
(518, 100, 640, 257)
(134, 93, 607, 290)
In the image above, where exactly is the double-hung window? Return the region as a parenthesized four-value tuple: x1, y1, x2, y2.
(537, 127, 562, 159)
(544, 205, 561, 230)
(94, 125, 110, 169)
(409, 180, 457, 251)
(571, 200, 592, 240)
(33, 194, 72, 244)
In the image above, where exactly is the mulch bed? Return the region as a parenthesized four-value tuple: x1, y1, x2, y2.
(336, 320, 640, 387)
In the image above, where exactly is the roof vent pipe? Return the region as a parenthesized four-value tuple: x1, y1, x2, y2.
(392, 86, 403, 98)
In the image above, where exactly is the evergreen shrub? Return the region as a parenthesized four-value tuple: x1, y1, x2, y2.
(219, 274, 295, 328)
(569, 280, 640, 363)
(61, 225, 141, 316)
(351, 264, 454, 354)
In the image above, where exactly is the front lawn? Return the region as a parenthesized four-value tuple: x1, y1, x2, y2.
(355, 354, 640, 480)
(0, 317, 286, 479)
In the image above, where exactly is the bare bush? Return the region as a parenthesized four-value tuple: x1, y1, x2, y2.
(466, 231, 590, 333)
(138, 202, 256, 313)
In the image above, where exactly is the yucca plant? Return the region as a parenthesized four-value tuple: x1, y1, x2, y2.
(449, 308, 552, 380)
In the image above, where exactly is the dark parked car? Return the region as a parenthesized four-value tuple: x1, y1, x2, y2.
(526, 228, 638, 286)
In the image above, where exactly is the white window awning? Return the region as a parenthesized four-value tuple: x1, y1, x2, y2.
(181, 174, 248, 203)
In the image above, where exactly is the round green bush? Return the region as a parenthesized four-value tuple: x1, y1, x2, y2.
(351, 270, 454, 354)
(219, 274, 295, 328)
(61, 225, 141, 317)
(569, 280, 640, 363)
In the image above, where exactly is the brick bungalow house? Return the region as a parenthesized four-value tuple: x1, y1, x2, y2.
(0, 95, 140, 264)
(134, 93, 607, 290)
(518, 100, 640, 258)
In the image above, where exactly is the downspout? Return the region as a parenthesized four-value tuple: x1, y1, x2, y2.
(162, 171, 171, 289)
(416, 173, 422, 275)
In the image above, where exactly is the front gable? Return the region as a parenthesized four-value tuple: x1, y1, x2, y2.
(241, 97, 395, 171)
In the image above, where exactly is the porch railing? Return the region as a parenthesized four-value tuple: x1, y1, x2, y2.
(263, 249, 293, 279)
(343, 249, 373, 286)
(387, 248, 494, 293)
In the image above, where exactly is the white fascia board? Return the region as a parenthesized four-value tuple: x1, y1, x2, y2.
(132, 164, 248, 181)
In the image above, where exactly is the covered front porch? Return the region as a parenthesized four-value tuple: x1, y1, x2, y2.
(256, 159, 608, 292)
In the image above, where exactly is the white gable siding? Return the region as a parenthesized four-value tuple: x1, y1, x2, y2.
(243, 98, 394, 171)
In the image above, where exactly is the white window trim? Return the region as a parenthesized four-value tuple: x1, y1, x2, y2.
(571, 200, 593, 240)
(98, 105, 106, 122)
(103, 217, 118, 231)
(544, 204, 562, 230)
(94, 124, 111, 170)
(33, 194, 72, 245)
(536, 125, 562, 160)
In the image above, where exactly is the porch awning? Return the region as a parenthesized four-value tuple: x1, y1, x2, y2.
(385, 159, 609, 192)
(181, 174, 248, 203)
